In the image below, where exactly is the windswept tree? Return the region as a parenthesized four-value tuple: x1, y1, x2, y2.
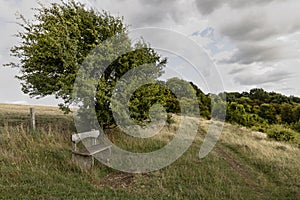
(6, 1, 167, 130)
(7, 1, 126, 107)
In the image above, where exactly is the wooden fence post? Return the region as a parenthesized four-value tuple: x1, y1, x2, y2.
(30, 107, 36, 130)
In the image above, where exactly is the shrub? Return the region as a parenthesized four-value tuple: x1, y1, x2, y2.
(166, 114, 175, 125)
(266, 125, 296, 142)
(251, 124, 268, 133)
(292, 120, 300, 132)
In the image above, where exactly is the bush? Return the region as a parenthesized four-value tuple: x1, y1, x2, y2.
(292, 120, 300, 132)
(266, 125, 296, 142)
(200, 110, 211, 120)
(166, 114, 175, 125)
(251, 123, 268, 133)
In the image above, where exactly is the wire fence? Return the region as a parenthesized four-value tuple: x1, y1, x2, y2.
(0, 110, 75, 134)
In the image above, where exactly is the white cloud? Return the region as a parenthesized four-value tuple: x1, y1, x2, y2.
(203, 1, 300, 64)
(1, 0, 300, 106)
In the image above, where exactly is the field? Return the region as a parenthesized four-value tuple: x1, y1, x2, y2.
(0, 104, 75, 133)
(0, 104, 299, 199)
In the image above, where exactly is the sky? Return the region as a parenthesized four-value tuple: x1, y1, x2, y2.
(1, 0, 300, 106)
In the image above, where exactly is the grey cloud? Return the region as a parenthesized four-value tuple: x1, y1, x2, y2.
(138, 0, 192, 25)
(234, 70, 293, 86)
(195, 0, 223, 15)
(138, 0, 175, 6)
(213, 1, 300, 65)
(133, 10, 168, 26)
(218, 12, 300, 44)
(2, 0, 300, 104)
(227, 0, 281, 9)
(219, 16, 276, 42)
(228, 67, 247, 75)
(195, 0, 281, 15)
(98, 0, 191, 27)
(223, 44, 280, 65)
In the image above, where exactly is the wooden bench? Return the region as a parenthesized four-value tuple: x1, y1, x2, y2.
(71, 130, 111, 170)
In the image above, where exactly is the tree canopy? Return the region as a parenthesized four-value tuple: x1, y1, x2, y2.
(7, 1, 128, 108)
(6, 1, 169, 129)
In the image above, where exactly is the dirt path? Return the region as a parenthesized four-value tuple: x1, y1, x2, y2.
(215, 145, 262, 194)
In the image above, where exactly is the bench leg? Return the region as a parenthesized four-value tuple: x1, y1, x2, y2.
(72, 153, 94, 170)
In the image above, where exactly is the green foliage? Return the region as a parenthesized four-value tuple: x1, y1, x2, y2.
(221, 88, 299, 106)
(6, 1, 168, 129)
(127, 77, 209, 121)
(249, 88, 269, 103)
(292, 105, 300, 122)
(226, 102, 268, 127)
(166, 114, 175, 125)
(291, 120, 300, 132)
(236, 97, 253, 107)
(128, 82, 171, 123)
(251, 123, 268, 133)
(266, 125, 296, 142)
(166, 78, 196, 99)
(197, 92, 211, 119)
(92, 43, 167, 129)
(211, 95, 226, 120)
(179, 97, 198, 116)
(219, 88, 300, 141)
(280, 103, 294, 124)
(6, 1, 126, 108)
(258, 103, 277, 124)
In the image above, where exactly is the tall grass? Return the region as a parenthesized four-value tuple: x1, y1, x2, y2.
(0, 104, 299, 199)
(0, 103, 75, 133)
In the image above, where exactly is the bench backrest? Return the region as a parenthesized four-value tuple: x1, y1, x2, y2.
(71, 130, 99, 143)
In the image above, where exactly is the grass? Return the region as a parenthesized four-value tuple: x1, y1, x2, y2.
(0, 103, 75, 133)
(0, 105, 299, 199)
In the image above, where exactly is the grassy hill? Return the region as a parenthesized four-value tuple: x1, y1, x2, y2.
(0, 104, 299, 199)
(0, 104, 75, 133)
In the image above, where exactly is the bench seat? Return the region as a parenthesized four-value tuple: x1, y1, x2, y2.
(72, 144, 112, 156)
(71, 130, 111, 169)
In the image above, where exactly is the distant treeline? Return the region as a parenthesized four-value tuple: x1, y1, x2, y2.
(131, 78, 300, 126)
(217, 88, 300, 143)
(129, 78, 300, 143)
(219, 88, 300, 126)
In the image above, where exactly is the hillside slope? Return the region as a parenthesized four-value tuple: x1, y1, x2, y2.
(0, 105, 299, 199)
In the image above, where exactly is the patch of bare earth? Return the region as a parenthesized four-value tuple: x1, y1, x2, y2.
(97, 171, 151, 190)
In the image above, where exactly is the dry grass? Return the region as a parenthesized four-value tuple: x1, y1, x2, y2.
(0, 104, 75, 133)
(0, 103, 67, 116)
(219, 123, 300, 166)
(0, 105, 299, 199)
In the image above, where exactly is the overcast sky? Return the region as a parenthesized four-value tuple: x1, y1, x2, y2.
(1, 0, 300, 106)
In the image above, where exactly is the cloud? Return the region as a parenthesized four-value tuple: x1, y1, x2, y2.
(91, 0, 199, 28)
(195, 0, 223, 15)
(201, 0, 300, 65)
(80, 0, 300, 95)
(233, 67, 293, 86)
(228, 66, 247, 75)
(1, 0, 300, 104)
(216, 2, 300, 42)
(223, 43, 279, 65)
(195, 0, 283, 15)
(219, 15, 273, 42)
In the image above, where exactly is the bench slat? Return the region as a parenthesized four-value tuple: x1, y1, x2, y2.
(73, 144, 111, 156)
(87, 144, 111, 155)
